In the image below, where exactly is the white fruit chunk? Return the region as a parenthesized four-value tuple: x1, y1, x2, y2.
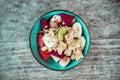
(42, 34, 54, 48)
(59, 57, 70, 67)
(51, 55, 60, 62)
(72, 22, 82, 37)
(50, 15, 62, 27)
(81, 36, 86, 49)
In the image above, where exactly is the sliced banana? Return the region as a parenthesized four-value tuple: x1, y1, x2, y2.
(80, 36, 86, 49)
(59, 56, 70, 67)
(42, 34, 54, 48)
(72, 22, 82, 37)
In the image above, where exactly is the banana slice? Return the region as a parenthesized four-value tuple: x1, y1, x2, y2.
(81, 36, 86, 49)
(42, 34, 54, 48)
(72, 22, 82, 37)
(59, 56, 70, 67)
(51, 55, 60, 62)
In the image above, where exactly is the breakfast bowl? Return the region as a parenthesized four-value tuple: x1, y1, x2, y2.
(29, 10, 90, 71)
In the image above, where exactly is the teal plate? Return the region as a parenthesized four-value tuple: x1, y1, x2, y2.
(29, 10, 90, 71)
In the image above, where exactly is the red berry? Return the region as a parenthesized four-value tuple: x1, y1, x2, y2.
(41, 18, 50, 30)
(61, 14, 75, 27)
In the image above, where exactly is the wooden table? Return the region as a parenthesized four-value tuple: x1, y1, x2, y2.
(0, 0, 120, 80)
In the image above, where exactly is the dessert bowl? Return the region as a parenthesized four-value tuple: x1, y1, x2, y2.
(29, 10, 90, 71)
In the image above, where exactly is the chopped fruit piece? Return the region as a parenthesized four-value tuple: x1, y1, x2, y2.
(42, 34, 55, 48)
(80, 36, 86, 49)
(50, 15, 62, 27)
(39, 48, 50, 61)
(72, 22, 82, 36)
(37, 33, 44, 47)
(49, 50, 65, 59)
(41, 18, 49, 30)
(51, 55, 60, 62)
(61, 14, 75, 27)
(59, 56, 70, 67)
(41, 46, 48, 51)
(58, 27, 67, 41)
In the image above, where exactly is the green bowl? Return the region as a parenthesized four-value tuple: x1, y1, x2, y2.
(29, 10, 90, 71)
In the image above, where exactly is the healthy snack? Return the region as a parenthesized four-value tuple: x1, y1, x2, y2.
(57, 27, 67, 41)
(37, 14, 86, 67)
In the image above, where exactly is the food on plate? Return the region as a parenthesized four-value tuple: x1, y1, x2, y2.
(51, 55, 60, 62)
(50, 15, 62, 27)
(39, 48, 50, 61)
(37, 14, 86, 67)
(61, 14, 75, 27)
(59, 56, 70, 67)
(80, 36, 86, 49)
(37, 33, 45, 47)
(41, 18, 49, 30)
(41, 46, 48, 51)
(57, 27, 67, 41)
(72, 22, 82, 37)
(49, 50, 65, 59)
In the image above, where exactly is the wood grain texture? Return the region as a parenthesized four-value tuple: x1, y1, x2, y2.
(0, 0, 120, 80)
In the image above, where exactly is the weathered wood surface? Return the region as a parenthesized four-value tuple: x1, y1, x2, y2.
(0, 0, 120, 80)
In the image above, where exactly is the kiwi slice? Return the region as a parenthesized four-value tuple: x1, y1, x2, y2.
(57, 27, 67, 41)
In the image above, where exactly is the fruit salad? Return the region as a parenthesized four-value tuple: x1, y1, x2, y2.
(37, 14, 86, 67)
